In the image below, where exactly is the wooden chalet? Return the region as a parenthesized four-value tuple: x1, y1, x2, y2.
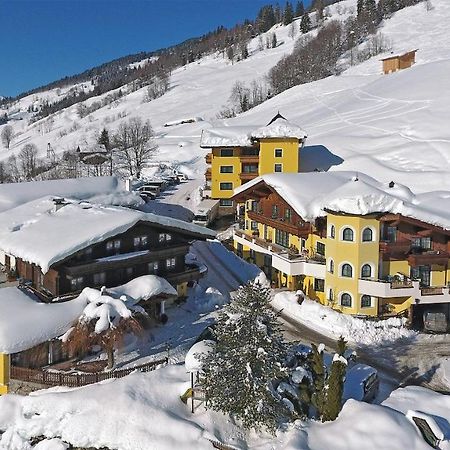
(381, 49, 417, 74)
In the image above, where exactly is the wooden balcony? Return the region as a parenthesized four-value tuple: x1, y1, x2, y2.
(408, 251, 449, 267)
(239, 172, 258, 182)
(205, 168, 211, 181)
(239, 155, 259, 164)
(247, 210, 312, 236)
(205, 153, 212, 164)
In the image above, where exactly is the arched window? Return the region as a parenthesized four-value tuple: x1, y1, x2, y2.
(341, 263, 353, 278)
(329, 259, 334, 274)
(342, 227, 354, 241)
(361, 295, 371, 308)
(362, 228, 373, 242)
(341, 293, 352, 307)
(330, 225, 335, 239)
(361, 264, 372, 278)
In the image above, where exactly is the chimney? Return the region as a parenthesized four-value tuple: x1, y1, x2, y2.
(52, 197, 66, 212)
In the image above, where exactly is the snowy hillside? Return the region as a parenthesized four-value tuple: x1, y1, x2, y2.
(2, 0, 450, 193)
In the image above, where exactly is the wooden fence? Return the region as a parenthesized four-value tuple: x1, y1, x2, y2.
(11, 357, 168, 388)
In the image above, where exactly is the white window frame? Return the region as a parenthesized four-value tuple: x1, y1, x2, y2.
(340, 225, 355, 242)
(361, 226, 376, 243)
(360, 262, 375, 279)
(274, 148, 283, 157)
(360, 295, 372, 308)
(274, 163, 283, 173)
(339, 261, 354, 279)
(339, 292, 353, 308)
(166, 257, 176, 269)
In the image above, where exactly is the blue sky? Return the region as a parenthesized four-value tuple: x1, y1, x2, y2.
(2, 0, 278, 97)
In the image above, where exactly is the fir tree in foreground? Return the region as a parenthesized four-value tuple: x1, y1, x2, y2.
(201, 282, 290, 432)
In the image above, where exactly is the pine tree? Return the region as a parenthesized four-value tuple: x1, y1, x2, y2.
(300, 13, 311, 34)
(295, 1, 305, 17)
(309, 343, 326, 418)
(357, 0, 364, 16)
(322, 337, 348, 422)
(201, 282, 290, 433)
(271, 32, 278, 48)
(283, 1, 294, 25)
(98, 128, 110, 150)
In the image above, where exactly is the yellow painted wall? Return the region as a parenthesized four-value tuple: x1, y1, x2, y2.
(0, 353, 10, 394)
(210, 148, 242, 199)
(258, 138, 300, 175)
(325, 213, 380, 316)
(177, 282, 188, 297)
(381, 260, 410, 279)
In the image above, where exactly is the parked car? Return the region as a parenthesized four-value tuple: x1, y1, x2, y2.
(192, 199, 220, 227)
(423, 312, 448, 333)
(406, 410, 449, 449)
(343, 363, 379, 403)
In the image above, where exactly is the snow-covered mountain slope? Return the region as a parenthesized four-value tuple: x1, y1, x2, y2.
(2, 0, 450, 193)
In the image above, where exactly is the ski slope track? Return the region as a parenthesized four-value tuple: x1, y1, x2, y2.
(2, 0, 450, 193)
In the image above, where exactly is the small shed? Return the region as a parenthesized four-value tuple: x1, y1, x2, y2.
(381, 50, 418, 74)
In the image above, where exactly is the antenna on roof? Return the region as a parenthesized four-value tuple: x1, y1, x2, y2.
(267, 111, 287, 126)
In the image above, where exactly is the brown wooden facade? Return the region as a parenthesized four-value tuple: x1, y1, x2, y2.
(382, 50, 417, 74)
(11, 221, 206, 298)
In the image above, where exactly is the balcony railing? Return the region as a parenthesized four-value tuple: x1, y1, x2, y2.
(239, 155, 259, 163)
(205, 168, 211, 180)
(247, 211, 312, 236)
(239, 172, 258, 181)
(420, 286, 446, 296)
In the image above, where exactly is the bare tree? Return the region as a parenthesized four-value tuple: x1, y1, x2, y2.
(113, 117, 158, 178)
(1, 125, 14, 149)
(288, 22, 298, 40)
(18, 144, 39, 180)
(6, 155, 21, 182)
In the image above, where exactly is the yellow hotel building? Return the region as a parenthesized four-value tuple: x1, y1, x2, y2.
(200, 113, 307, 215)
(232, 172, 450, 324)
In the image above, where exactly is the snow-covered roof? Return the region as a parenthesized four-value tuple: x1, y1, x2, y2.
(200, 116, 307, 148)
(381, 49, 418, 61)
(234, 171, 450, 230)
(0, 197, 216, 273)
(0, 275, 178, 354)
(0, 176, 133, 213)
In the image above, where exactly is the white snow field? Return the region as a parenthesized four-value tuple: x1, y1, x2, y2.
(0, 364, 447, 450)
(2, 0, 450, 193)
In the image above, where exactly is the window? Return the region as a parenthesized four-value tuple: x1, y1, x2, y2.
(220, 165, 233, 173)
(285, 208, 292, 222)
(166, 257, 176, 269)
(148, 261, 159, 274)
(361, 264, 372, 278)
(134, 235, 148, 248)
(361, 295, 372, 308)
(329, 259, 334, 274)
(329, 225, 335, 239)
(362, 228, 373, 242)
(275, 229, 289, 248)
(411, 237, 432, 250)
(275, 148, 283, 157)
(328, 288, 334, 301)
(274, 163, 282, 172)
(93, 272, 106, 286)
(250, 201, 258, 212)
(220, 182, 233, 190)
(220, 149, 233, 157)
(242, 164, 258, 173)
(159, 233, 172, 243)
(126, 267, 133, 277)
(70, 276, 84, 291)
(245, 220, 249, 230)
(249, 249, 256, 260)
(220, 199, 233, 207)
(386, 226, 397, 242)
(314, 278, 325, 292)
(342, 227, 354, 241)
(272, 205, 279, 218)
(341, 263, 353, 278)
(251, 221, 258, 231)
(340, 293, 352, 307)
(106, 239, 121, 253)
(316, 242, 325, 256)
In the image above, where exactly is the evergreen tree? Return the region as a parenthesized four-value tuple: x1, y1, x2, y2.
(300, 13, 312, 34)
(271, 32, 278, 48)
(322, 337, 348, 422)
(98, 128, 110, 150)
(357, 0, 365, 16)
(309, 343, 326, 418)
(295, 1, 305, 17)
(314, 0, 324, 22)
(256, 5, 276, 33)
(201, 282, 290, 432)
(283, 1, 294, 25)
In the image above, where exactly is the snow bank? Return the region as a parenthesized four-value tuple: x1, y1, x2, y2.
(185, 340, 215, 372)
(271, 291, 415, 345)
(0, 196, 215, 273)
(0, 364, 445, 450)
(235, 171, 450, 231)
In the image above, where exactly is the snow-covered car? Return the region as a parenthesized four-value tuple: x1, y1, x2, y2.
(406, 410, 450, 449)
(423, 312, 448, 333)
(343, 363, 379, 403)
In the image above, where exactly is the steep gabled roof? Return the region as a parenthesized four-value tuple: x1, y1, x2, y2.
(233, 171, 450, 231)
(0, 197, 215, 273)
